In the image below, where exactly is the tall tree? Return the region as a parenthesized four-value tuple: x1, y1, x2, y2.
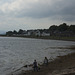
(13, 30, 17, 34)
(18, 29, 24, 34)
(49, 25, 58, 31)
(58, 23, 68, 31)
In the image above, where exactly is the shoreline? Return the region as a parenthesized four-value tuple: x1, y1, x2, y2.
(0, 36, 75, 42)
(11, 52, 75, 75)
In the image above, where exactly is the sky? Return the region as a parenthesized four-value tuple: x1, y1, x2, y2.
(0, 0, 75, 32)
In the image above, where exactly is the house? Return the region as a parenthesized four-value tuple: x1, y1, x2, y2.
(27, 30, 35, 36)
(41, 32, 50, 36)
(35, 30, 41, 36)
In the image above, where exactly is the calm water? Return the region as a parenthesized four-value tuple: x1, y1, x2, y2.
(0, 37, 75, 75)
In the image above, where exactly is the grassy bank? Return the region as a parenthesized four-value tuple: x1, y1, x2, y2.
(21, 36, 75, 41)
(0, 35, 75, 41)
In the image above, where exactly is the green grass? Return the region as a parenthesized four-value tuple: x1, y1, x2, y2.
(23, 36, 75, 41)
(0, 35, 75, 41)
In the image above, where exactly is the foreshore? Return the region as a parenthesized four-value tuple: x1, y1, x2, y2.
(12, 51, 75, 75)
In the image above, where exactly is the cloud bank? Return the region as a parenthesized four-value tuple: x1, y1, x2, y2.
(0, 0, 75, 31)
(0, 0, 75, 19)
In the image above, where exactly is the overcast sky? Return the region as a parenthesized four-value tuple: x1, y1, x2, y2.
(0, 0, 75, 32)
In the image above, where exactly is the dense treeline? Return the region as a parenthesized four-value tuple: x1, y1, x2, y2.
(48, 23, 75, 36)
(6, 23, 75, 37)
(6, 29, 25, 36)
(49, 23, 75, 33)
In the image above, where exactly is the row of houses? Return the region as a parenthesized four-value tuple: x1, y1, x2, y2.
(6, 29, 75, 37)
(12, 30, 50, 37)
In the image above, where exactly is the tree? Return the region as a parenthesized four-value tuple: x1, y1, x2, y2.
(58, 23, 69, 32)
(18, 29, 24, 34)
(69, 25, 75, 33)
(13, 30, 17, 34)
(6, 31, 13, 36)
(49, 25, 58, 31)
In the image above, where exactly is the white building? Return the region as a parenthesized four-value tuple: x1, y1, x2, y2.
(41, 32, 50, 36)
(35, 30, 41, 36)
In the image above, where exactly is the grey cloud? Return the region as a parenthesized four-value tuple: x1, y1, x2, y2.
(15, 0, 75, 22)
(0, 0, 75, 22)
(16, 1, 57, 18)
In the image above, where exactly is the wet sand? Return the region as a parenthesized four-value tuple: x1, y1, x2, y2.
(15, 52, 75, 75)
